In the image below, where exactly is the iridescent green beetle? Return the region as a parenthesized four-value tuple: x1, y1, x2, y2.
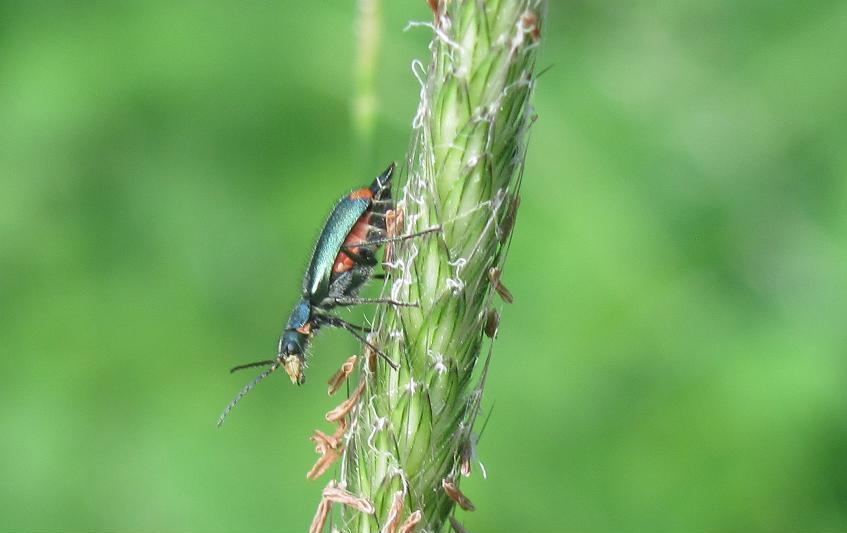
(218, 164, 438, 426)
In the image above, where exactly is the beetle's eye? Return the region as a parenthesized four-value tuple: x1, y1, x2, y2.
(286, 341, 300, 355)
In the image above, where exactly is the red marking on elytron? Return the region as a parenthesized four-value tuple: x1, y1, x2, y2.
(348, 188, 374, 201)
(296, 323, 312, 335)
(333, 212, 372, 273)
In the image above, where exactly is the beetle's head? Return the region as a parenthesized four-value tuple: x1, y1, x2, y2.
(278, 299, 313, 385)
(278, 330, 307, 385)
(217, 298, 314, 427)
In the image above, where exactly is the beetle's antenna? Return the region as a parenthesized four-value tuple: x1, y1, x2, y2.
(217, 362, 280, 428)
(229, 359, 276, 373)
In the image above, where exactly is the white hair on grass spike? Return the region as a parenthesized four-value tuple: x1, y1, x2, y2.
(446, 257, 467, 294)
(403, 20, 464, 55)
(429, 350, 448, 374)
(367, 416, 388, 454)
(410, 59, 428, 129)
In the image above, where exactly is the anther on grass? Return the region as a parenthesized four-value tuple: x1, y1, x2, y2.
(384, 207, 404, 264)
(333, 416, 348, 443)
(382, 490, 405, 533)
(311, 429, 341, 455)
(322, 483, 375, 514)
(307, 426, 342, 480)
(488, 267, 515, 304)
(306, 416, 349, 480)
(326, 378, 366, 423)
(498, 194, 521, 245)
(309, 359, 363, 480)
(397, 510, 422, 533)
(459, 440, 473, 477)
(308, 370, 362, 480)
(448, 516, 469, 533)
(328, 355, 358, 396)
(307, 444, 341, 481)
(365, 342, 378, 373)
(309, 496, 331, 533)
(442, 479, 475, 512)
(310, 481, 376, 533)
(520, 10, 542, 42)
(484, 308, 500, 339)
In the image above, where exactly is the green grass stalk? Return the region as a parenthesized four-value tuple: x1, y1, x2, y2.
(353, 0, 382, 169)
(329, 2, 545, 531)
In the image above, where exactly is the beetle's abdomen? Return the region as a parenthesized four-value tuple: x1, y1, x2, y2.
(332, 210, 374, 274)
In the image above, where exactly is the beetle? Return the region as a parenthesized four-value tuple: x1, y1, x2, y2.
(217, 163, 438, 426)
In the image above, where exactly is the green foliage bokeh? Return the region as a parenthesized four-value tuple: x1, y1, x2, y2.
(1, 2, 845, 532)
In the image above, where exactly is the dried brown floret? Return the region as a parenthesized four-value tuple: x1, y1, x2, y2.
(398, 510, 422, 533)
(459, 440, 473, 477)
(306, 449, 340, 481)
(326, 378, 366, 422)
(449, 516, 469, 533)
(442, 479, 475, 511)
(383, 490, 405, 533)
(322, 484, 375, 514)
(488, 267, 514, 304)
(308, 491, 331, 533)
(484, 308, 500, 339)
(327, 354, 358, 396)
(520, 10, 541, 42)
(499, 193, 521, 245)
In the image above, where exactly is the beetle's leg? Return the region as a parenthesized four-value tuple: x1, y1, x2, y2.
(341, 224, 442, 250)
(317, 315, 399, 371)
(369, 198, 396, 206)
(332, 297, 419, 308)
(323, 317, 370, 333)
(340, 246, 377, 266)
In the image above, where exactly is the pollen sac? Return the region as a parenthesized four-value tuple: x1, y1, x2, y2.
(384, 206, 404, 264)
(459, 440, 473, 477)
(442, 479, 475, 511)
(484, 308, 500, 338)
(488, 267, 514, 304)
(498, 193, 521, 245)
(327, 355, 358, 396)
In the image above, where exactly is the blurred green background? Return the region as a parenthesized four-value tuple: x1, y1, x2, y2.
(1, 1, 846, 532)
